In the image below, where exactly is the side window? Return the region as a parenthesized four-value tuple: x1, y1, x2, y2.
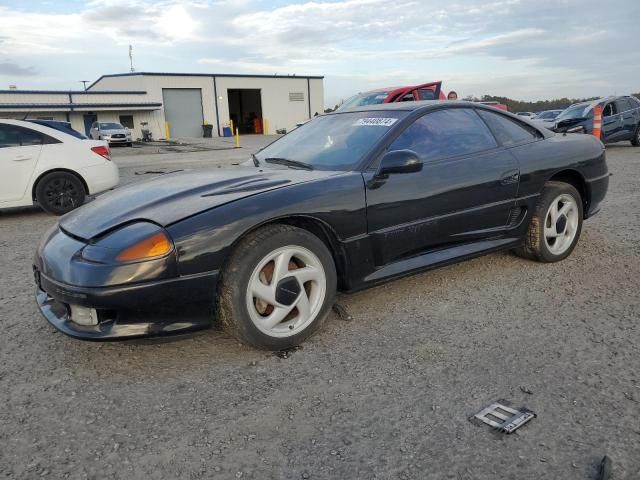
(418, 89, 436, 100)
(0, 124, 21, 148)
(389, 108, 497, 161)
(18, 127, 45, 146)
(602, 103, 617, 117)
(477, 109, 538, 147)
(616, 99, 632, 113)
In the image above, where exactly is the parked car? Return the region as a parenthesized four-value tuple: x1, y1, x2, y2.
(0, 119, 119, 215)
(34, 102, 608, 349)
(89, 122, 133, 146)
(531, 109, 563, 129)
(336, 81, 445, 111)
(515, 112, 536, 120)
(27, 119, 87, 139)
(552, 96, 640, 145)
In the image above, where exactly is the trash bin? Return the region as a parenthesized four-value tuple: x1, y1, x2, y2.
(222, 126, 232, 137)
(202, 124, 213, 138)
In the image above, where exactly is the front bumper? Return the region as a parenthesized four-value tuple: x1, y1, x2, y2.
(103, 136, 132, 144)
(35, 269, 218, 340)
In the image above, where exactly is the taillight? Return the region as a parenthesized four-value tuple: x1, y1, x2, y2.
(91, 145, 111, 160)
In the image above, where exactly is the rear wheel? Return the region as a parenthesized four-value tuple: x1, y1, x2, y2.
(631, 124, 640, 146)
(217, 224, 337, 350)
(514, 181, 583, 262)
(35, 171, 86, 215)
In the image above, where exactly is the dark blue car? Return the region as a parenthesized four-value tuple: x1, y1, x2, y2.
(553, 95, 640, 145)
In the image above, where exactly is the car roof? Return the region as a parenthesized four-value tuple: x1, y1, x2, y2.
(328, 101, 554, 138)
(0, 118, 80, 141)
(330, 100, 505, 114)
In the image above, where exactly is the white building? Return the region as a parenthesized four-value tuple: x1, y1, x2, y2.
(0, 72, 325, 140)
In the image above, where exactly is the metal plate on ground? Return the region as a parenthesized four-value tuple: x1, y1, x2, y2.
(474, 401, 536, 434)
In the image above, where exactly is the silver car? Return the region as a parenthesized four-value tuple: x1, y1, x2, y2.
(90, 122, 132, 146)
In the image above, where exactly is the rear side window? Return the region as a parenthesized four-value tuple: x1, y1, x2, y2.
(477, 110, 538, 147)
(390, 108, 497, 161)
(0, 124, 59, 148)
(616, 98, 633, 112)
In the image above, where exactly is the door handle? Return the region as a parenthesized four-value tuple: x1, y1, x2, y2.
(500, 171, 520, 185)
(13, 156, 33, 162)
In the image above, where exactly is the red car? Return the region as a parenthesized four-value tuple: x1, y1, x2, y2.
(337, 81, 445, 111)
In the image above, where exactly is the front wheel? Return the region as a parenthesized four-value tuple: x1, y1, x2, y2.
(217, 224, 337, 350)
(631, 124, 640, 146)
(514, 181, 583, 262)
(35, 171, 86, 215)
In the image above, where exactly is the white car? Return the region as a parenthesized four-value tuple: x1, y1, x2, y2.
(0, 119, 119, 215)
(515, 111, 536, 120)
(89, 122, 133, 146)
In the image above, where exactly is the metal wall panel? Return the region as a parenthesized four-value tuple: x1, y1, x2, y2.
(162, 88, 204, 138)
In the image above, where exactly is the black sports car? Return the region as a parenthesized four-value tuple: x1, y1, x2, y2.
(34, 102, 609, 349)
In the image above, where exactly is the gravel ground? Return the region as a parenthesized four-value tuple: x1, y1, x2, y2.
(1, 143, 639, 479)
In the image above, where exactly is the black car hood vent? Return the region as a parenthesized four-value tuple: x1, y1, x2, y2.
(201, 178, 291, 197)
(59, 167, 331, 240)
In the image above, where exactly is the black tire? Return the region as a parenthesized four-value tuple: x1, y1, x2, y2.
(514, 181, 583, 262)
(631, 124, 640, 146)
(127, 142, 133, 147)
(217, 224, 337, 350)
(35, 171, 86, 215)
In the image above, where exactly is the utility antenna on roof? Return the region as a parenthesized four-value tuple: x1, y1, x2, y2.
(129, 44, 135, 73)
(79, 80, 89, 91)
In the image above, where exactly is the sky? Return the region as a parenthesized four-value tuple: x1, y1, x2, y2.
(0, 0, 638, 106)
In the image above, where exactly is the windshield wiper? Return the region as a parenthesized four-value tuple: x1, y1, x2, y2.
(251, 153, 260, 166)
(264, 157, 313, 170)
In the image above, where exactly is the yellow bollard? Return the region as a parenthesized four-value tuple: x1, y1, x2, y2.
(263, 118, 269, 135)
(235, 128, 240, 148)
(164, 121, 170, 139)
(229, 119, 234, 137)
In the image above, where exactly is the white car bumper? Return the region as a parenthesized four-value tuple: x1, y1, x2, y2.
(78, 161, 119, 195)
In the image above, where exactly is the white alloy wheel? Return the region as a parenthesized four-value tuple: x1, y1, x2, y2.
(543, 193, 580, 255)
(246, 245, 326, 338)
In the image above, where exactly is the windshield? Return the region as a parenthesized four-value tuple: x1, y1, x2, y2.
(536, 111, 560, 119)
(255, 111, 407, 171)
(555, 104, 594, 121)
(337, 91, 392, 111)
(99, 122, 125, 130)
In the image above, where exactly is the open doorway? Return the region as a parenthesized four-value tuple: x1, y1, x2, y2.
(228, 89, 263, 134)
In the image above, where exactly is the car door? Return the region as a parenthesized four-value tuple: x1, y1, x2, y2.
(0, 124, 43, 203)
(616, 98, 637, 140)
(363, 107, 520, 266)
(601, 102, 622, 141)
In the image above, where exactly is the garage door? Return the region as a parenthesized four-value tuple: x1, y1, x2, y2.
(162, 88, 204, 138)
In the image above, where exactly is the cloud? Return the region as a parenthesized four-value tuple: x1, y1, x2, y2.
(0, 62, 37, 76)
(0, 0, 639, 102)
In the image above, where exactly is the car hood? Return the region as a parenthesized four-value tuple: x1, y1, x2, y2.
(60, 166, 339, 240)
(553, 118, 589, 132)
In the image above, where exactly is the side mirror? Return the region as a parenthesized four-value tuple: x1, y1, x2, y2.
(377, 149, 423, 177)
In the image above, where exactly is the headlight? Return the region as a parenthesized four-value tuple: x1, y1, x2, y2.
(80, 222, 173, 264)
(566, 125, 585, 133)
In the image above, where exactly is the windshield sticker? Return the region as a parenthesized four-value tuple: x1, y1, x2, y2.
(354, 117, 398, 127)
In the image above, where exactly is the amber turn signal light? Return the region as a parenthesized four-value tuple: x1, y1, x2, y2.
(116, 232, 172, 262)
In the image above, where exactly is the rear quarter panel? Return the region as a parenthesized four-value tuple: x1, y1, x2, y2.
(510, 132, 607, 214)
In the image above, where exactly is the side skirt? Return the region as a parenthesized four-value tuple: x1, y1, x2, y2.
(344, 237, 522, 293)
